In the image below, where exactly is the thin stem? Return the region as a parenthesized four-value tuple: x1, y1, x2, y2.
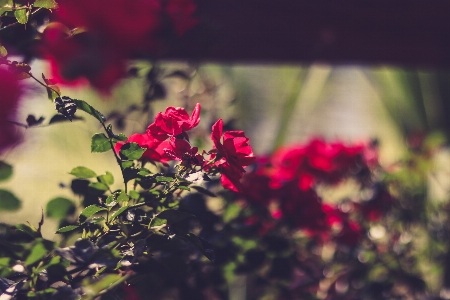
(0, 7, 43, 32)
(100, 122, 127, 194)
(28, 72, 61, 98)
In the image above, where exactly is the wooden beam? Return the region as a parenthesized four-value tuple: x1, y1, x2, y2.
(159, 0, 450, 68)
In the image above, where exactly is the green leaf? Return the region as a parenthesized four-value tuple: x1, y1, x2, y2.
(91, 133, 111, 153)
(119, 142, 145, 160)
(98, 171, 114, 186)
(79, 205, 107, 222)
(14, 9, 28, 24)
(16, 223, 40, 238)
(73, 99, 106, 123)
(156, 176, 174, 182)
(105, 194, 116, 207)
(117, 191, 128, 203)
(46, 197, 75, 219)
(89, 182, 109, 191)
(0, 161, 13, 181)
(70, 166, 97, 178)
(122, 161, 133, 168)
(114, 133, 128, 142)
(129, 190, 140, 200)
(110, 206, 128, 221)
(84, 274, 122, 296)
(56, 225, 79, 233)
(223, 202, 241, 223)
(25, 241, 51, 266)
(0, 189, 21, 211)
(33, 0, 57, 8)
(34, 256, 60, 274)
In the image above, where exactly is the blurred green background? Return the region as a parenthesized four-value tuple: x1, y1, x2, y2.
(1, 60, 450, 239)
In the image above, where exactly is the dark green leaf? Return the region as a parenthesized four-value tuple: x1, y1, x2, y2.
(119, 142, 145, 160)
(14, 9, 27, 24)
(180, 233, 215, 262)
(89, 182, 109, 191)
(150, 217, 167, 227)
(33, 0, 57, 8)
(110, 206, 128, 221)
(0, 161, 12, 182)
(73, 99, 106, 123)
(98, 171, 114, 186)
(191, 186, 216, 197)
(0, 189, 21, 211)
(70, 166, 96, 178)
(16, 223, 41, 238)
(56, 225, 79, 233)
(79, 205, 106, 222)
(91, 133, 111, 153)
(46, 197, 75, 219)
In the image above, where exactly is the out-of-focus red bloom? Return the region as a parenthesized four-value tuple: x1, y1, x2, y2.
(335, 221, 362, 247)
(166, 0, 200, 36)
(42, 0, 199, 91)
(358, 185, 394, 221)
(323, 204, 363, 246)
(56, 0, 162, 53)
(163, 137, 203, 166)
(148, 103, 201, 140)
(210, 119, 255, 192)
(277, 182, 329, 233)
(114, 133, 171, 163)
(271, 138, 373, 190)
(0, 68, 22, 152)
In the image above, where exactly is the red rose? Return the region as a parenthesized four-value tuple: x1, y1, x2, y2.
(209, 119, 255, 192)
(163, 137, 203, 166)
(147, 103, 201, 140)
(114, 133, 170, 163)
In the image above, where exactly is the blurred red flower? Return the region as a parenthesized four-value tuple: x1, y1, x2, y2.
(42, 0, 199, 91)
(0, 68, 23, 152)
(271, 138, 372, 190)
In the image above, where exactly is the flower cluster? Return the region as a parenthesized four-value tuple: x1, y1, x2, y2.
(0, 68, 23, 152)
(237, 139, 391, 247)
(41, 0, 199, 91)
(115, 103, 255, 191)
